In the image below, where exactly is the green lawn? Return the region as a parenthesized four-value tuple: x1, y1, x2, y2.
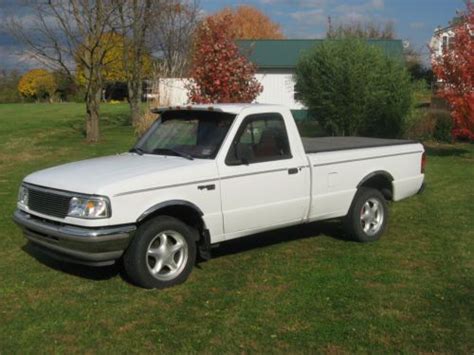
(0, 103, 473, 353)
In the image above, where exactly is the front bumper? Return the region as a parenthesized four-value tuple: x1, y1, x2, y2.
(13, 209, 136, 266)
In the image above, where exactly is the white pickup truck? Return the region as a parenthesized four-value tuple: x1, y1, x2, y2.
(14, 104, 425, 288)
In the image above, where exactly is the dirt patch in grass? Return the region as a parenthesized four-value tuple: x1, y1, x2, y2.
(323, 344, 349, 354)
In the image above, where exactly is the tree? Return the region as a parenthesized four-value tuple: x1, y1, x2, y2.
(187, 15, 263, 104)
(210, 5, 284, 40)
(0, 69, 22, 103)
(8, 0, 120, 142)
(431, 1, 474, 141)
(327, 18, 396, 39)
(295, 40, 412, 137)
(18, 69, 57, 101)
(144, 0, 200, 78)
(115, 0, 154, 126)
(76, 32, 153, 98)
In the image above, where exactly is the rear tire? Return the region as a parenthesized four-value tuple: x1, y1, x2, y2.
(344, 187, 388, 242)
(124, 216, 197, 289)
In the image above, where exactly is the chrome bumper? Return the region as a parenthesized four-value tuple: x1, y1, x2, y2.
(13, 209, 136, 266)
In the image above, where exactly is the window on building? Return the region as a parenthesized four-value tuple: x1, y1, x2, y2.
(442, 36, 448, 53)
(294, 84, 303, 102)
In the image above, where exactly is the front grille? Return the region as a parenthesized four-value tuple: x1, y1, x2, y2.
(28, 187, 71, 218)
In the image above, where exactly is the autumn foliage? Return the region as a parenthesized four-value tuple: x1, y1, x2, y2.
(18, 69, 57, 101)
(76, 33, 153, 85)
(432, 1, 474, 141)
(187, 15, 263, 104)
(210, 5, 284, 40)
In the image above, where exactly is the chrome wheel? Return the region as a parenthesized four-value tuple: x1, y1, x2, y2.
(360, 198, 384, 236)
(146, 230, 188, 281)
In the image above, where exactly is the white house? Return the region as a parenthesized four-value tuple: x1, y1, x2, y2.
(430, 25, 456, 59)
(153, 39, 404, 121)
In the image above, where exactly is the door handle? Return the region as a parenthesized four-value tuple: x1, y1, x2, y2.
(288, 168, 299, 175)
(198, 184, 216, 191)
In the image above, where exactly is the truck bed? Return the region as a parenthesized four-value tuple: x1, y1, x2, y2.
(302, 137, 418, 154)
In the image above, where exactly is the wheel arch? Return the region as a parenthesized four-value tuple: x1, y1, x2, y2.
(137, 200, 206, 241)
(357, 170, 394, 201)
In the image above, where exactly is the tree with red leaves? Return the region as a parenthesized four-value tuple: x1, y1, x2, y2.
(187, 15, 262, 104)
(431, 1, 474, 141)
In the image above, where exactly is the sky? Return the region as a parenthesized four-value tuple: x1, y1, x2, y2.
(0, 0, 466, 71)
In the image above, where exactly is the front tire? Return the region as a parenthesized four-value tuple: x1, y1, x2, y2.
(344, 187, 388, 242)
(124, 216, 197, 289)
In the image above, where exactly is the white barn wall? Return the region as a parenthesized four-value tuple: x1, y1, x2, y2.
(154, 71, 305, 110)
(156, 78, 189, 106)
(254, 71, 304, 110)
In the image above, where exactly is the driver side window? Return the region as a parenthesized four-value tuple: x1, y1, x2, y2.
(226, 113, 292, 165)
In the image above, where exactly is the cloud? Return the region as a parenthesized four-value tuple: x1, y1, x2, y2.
(335, 0, 385, 14)
(0, 45, 41, 70)
(371, 0, 384, 10)
(290, 9, 326, 26)
(410, 21, 425, 29)
(260, 0, 329, 8)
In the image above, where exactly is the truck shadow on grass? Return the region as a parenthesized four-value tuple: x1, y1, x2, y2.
(22, 220, 348, 283)
(211, 220, 347, 259)
(22, 243, 121, 281)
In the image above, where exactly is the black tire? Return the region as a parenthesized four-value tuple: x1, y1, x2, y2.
(344, 187, 388, 243)
(123, 216, 197, 289)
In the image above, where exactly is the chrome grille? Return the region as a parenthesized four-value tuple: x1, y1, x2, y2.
(27, 187, 71, 218)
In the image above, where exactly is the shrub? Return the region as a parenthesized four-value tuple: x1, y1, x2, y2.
(187, 15, 262, 104)
(405, 108, 453, 142)
(431, 1, 473, 141)
(405, 109, 436, 141)
(134, 110, 157, 136)
(0, 70, 22, 103)
(18, 68, 57, 101)
(295, 39, 412, 138)
(432, 109, 453, 142)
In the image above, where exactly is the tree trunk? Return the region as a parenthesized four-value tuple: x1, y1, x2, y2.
(128, 80, 142, 126)
(85, 84, 102, 143)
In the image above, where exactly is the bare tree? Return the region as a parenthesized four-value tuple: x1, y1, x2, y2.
(327, 18, 396, 40)
(7, 0, 120, 142)
(149, 0, 200, 77)
(114, 0, 153, 126)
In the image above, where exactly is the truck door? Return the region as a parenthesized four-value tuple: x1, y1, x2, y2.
(218, 112, 309, 239)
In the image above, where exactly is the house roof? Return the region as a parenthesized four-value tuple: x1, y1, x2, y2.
(236, 39, 405, 69)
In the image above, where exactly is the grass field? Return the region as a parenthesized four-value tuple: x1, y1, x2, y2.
(0, 103, 473, 353)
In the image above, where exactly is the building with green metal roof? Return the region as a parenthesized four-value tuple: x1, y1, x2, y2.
(154, 39, 405, 121)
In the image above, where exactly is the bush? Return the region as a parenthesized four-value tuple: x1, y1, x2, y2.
(405, 108, 453, 142)
(432, 109, 453, 142)
(0, 70, 22, 103)
(295, 39, 412, 138)
(405, 109, 435, 141)
(18, 69, 57, 102)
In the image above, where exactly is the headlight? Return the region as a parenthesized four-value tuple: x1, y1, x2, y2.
(18, 185, 29, 207)
(68, 196, 110, 219)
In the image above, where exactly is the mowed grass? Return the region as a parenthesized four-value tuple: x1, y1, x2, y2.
(0, 103, 473, 353)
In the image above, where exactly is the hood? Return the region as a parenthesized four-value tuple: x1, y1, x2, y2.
(24, 153, 217, 196)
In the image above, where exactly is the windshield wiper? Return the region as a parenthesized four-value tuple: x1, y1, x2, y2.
(129, 147, 145, 155)
(152, 148, 194, 160)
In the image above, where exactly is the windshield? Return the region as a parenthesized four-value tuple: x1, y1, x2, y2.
(133, 110, 236, 159)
